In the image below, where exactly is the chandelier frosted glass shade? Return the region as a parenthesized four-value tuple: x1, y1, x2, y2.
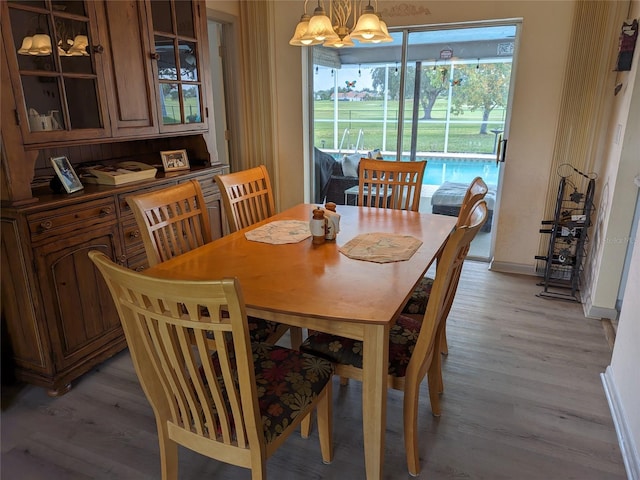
(349, 5, 386, 42)
(371, 19, 393, 43)
(22, 33, 52, 55)
(301, 5, 339, 43)
(324, 34, 355, 48)
(289, 14, 323, 46)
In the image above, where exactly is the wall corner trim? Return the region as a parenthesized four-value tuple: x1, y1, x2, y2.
(488, 261, 537, 276)
(601, 367, 640, 480)
(584, 297, 620, 320)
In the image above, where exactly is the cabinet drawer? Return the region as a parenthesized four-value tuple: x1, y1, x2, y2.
(28, 198, 117, 243)
(117, 182, 175, 219)
(194, 176, 217, 198)
(127, 251, 149, 272)
(122, 218, 145, 255)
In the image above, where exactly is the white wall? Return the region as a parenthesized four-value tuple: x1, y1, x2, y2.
(604, 216, 640, 478)
(583, 1, 640, 321)
(601, 6, 640, 474)
(206, 0, 238, 16)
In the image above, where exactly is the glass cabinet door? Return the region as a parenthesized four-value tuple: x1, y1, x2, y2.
(4, 0, 109, 143)
(148, 0, 207, 132)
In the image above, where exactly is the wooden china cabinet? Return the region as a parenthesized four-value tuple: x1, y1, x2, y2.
(1, 0, 227, 395)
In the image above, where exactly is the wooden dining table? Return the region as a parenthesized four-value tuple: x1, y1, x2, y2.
(144, 203, 456, 479)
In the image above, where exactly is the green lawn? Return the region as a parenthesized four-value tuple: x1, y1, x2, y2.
(314, 99, 506, 154)
(161, 97, 202, 124)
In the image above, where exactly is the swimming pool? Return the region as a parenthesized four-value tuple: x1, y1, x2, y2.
(421, 159, 499, 186)
(328, 151, 500, 187)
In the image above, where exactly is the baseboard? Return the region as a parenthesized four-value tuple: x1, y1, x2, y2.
(488, 260, 537, 276)
(584, 296, 619, 320)
(601, 367, 640, 480)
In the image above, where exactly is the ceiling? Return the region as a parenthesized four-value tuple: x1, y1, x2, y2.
(315, 25, 517, 68)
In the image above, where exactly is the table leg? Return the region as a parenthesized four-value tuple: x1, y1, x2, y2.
(362, 323, 389, 480)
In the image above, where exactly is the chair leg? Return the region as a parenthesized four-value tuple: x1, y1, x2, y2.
(433, 348, 444, 394)
(427, 366, 442, 417)
(403, 382, 421, 476)
(157, 421, 179, 480)
(250, 460, 267, 480)
(300, 412, 313, 438)
(434, 329, 445, 394)
(316, 381, 334, 464)
(441, 327, 449, 355)
(290, 326, 303, 350)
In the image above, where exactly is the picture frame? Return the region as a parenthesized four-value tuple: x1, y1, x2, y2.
(50, 156, 84, 193)
(160, 149, 190, 172)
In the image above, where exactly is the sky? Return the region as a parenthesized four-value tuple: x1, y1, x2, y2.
(314, 65, 379, 92)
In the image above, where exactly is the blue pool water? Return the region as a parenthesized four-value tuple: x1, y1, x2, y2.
(422, 159, 499, 186)
(329, 152, 500, 186)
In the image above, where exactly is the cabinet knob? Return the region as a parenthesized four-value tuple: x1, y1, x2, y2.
(150, 52, 160, 60)
(129, 230, 140, 239)
(92, 45, 104, 54)
(99, 207, 113, 217)
(117, 255, 127, 265)
(135, 266, 146, 272)
(40, 220, 53, 231)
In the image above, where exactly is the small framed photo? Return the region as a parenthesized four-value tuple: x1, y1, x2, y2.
(160, 149, 190, 172)
(50, 156, 84, 193)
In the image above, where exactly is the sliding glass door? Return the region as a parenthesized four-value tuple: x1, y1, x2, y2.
(310, 21, 520, 259)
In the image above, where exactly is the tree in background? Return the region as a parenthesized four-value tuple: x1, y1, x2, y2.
(371, 66, 403, 101)
(450, 62, 511, 134)
(416, 66, 450, 120)
(372, 64, 450, 119)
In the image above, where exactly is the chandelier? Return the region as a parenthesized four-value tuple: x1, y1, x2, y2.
(289, 0, 393, 48)
(17, 15, 89, 57)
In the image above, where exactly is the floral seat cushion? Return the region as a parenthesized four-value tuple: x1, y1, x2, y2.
(300, 315, 422, 378)
(206, 343, 334, 444)
(217, 309, 280, 344)
(248, 316, 282, 343)
(402, 276, 434, 315)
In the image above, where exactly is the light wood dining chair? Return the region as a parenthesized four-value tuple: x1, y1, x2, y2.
(358, 158, 427, 212)
(214, 165, 302, 348)
(214, 165, 276, 233)
(300, 201, 488, 476)
(127, 180, 211, 267)
(126, 180, 285, 345)
(404, 177, 489, 354)
(88, 251, 334, 480)
(456, 176, 488, 228)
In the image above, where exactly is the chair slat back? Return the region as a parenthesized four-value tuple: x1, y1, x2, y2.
(89, 251, 262, 459)
(457, 176, 488, 227)
(358, 159, 426, 212)
(127, 180, 212, 267)
(215, 166, 276, 233)
(407, 201, 488, 381)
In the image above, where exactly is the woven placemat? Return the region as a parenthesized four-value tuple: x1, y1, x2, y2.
(245, 220, 311, 244)
(339, 232, 422, 263)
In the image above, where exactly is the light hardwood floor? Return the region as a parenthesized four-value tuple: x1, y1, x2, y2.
(1, 261, 626, 479)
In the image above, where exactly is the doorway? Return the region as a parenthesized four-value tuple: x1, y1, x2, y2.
(310, 21, 521, 260)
